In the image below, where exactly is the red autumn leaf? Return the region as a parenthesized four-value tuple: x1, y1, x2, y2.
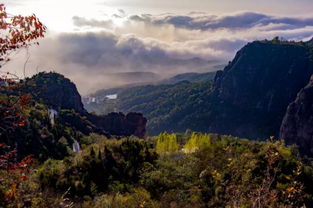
(18, 121, 25, 127)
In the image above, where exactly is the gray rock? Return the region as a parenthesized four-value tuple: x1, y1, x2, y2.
(280, 76, 313, 156)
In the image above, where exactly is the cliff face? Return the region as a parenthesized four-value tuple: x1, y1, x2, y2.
(280, 76, 313, 157)
(23, 72, 147, 138)
(88, 112, 147, 138)
(208, 41, 313, 139)
(24, 72, 85, 113)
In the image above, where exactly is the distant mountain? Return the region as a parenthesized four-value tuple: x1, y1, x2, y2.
(104, 71, 162, 85)
(81, 57, 222, 93)
(84, 39, 313, 140)
(161, 71, 216, 84)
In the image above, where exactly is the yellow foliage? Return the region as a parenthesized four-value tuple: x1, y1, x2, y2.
(155, 132, 179, 154)
(184, 133, 211, 153)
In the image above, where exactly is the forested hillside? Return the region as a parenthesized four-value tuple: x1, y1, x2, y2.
(84, 81, 213, 134)
(84, 39, 313, 141)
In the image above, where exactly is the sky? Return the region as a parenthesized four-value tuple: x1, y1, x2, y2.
(2, 0, 313, 94)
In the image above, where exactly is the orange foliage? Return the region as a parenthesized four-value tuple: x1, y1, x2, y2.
(0, 145, 34, 201)
(0, 3, 46, 67)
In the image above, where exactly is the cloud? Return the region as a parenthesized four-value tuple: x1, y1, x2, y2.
(3, 11, 313, 95)
(50, 32, 221, 69)
(72, 16, 113, 29)
(3, 31, 222, 94)
(129, 12, 313, 31)
(72, 11, 313, 45)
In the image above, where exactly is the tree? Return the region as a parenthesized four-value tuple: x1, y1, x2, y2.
(155, 132, 179, 154)
(0, 3, 46, 67)
(184, 133, 211, 153)
(0, 3, 46, 136)
(0, 3, 46, 205)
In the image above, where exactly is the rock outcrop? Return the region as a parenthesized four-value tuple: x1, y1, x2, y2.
(280, 76, 313, 157)
(206, 40, 313, 139)
(88, 112, 147, 138)
(23, 72, 86, 113)
(126, 112, 147, 138)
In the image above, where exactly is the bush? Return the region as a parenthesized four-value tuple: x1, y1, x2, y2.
(37, 138, 158, 197)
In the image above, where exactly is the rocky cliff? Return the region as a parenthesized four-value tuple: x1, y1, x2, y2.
(207, 40, 313, 139)
(23, 72, 86, 113)
(23, 72, 147, 138)
(88, 112, 147, 138)
(280, 76, 313, 157)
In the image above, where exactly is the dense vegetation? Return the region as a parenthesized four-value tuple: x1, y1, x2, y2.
(2, 132, 313, 207)
(84, 81, 213, 135)
(1, 98, 89, 161)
